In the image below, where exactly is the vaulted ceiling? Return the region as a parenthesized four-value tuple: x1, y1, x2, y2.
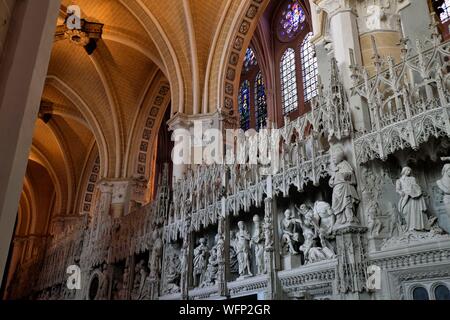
(19, 0, 274, 240)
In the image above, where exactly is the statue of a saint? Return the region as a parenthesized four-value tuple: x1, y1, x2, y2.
(149, 229, 163, 280)
(251, 215, 265, 275)
(193, 238, 209, 286)
(396, 167, 429, 232)
(329, 145, 360, 227)
(437, 163, 450, 217)
(236, 221, 253, 278)
(281, 209, 300, 255)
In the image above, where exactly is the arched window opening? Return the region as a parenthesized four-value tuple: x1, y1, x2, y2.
(435, 285, 450, 300)
(300, 32, 318, 102)
(255, 72, 268, 131)
(239, 80, 251, 131)
(280, 48, 298, 115)
(243, 48, 258, 73)
(412, 287, 430, 300)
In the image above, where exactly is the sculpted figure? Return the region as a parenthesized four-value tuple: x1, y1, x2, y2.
(97, 263, 110, 300)
(149, 229, 163, 280)
(201, 235, 220, 287)
(251, 215, 265, 275)
(164, 246, 181, 294)
(329, 145, 360, 227)
(296, 205, 317, 260)
(396, 167, 429, 232)
(366, 201, 382, 237)
(437, 164, 450, 217)
(229, 231, 239, 274)
(236, 221, 253, 277)
(281, 209, 300, 255)
(193, 238, 209, 286)
(297, 203, 336, 264)
(313, 201, 335, 238)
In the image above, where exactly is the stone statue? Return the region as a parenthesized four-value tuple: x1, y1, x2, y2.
(149, 229, 163, 280)
(281, 209, 300, 255)
(329, 145, 360, 227)
(396, 167, 429, 232)
(296, 204, 318, 261)
(201, 235, 220, 287)
(132, 260, 148, 299)
(296, 203, 336, 264)
(193, 238, 209, 286)
(97, 263, 110, 300)
(229, 231, 239, 274)
(236, 221, 253, 278)
(251, 215, 265, 275)
(366, 201, 382, 238)
(437, 163, 450, 217)
(313, 201, 335, 238)
(163, 246, 181, 294)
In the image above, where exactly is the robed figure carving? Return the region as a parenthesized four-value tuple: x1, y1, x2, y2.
(193, 238, 209, 287)
(329, 145, 360, 227)
(236, 221, 253, 278)
(396, 167, 429, 232)
(438, 164, 450, 218)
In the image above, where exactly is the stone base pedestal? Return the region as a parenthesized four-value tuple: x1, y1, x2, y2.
(282, 254, 302, 270)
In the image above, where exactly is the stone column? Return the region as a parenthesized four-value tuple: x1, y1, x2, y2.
(168, 114, 192, 181)
(0, 0, 60, 285)
(334, 225, 370, 299)
(263, 197, 281, 300)
(316, 0, 368, 132)
(180, 212, 192, 300)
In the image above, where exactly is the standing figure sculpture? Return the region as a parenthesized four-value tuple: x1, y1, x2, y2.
(193, 238, 209, 287)
(437, 163, 450, 219)
(281, 209, 300, 255)
(149, 229, 163, 280)
(329, 145, 360, 227)
(236, 221, 253, 278)
(396, 167, 429, 232)
(251, 215, 265, 275)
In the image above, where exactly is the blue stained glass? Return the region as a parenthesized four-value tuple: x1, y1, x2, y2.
(243, 48, 257, 72)
(280, 1, 306, 39)
(255, 72, 267, 131)
(239, 80, 251, 131)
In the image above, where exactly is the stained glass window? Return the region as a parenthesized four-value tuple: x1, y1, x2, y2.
(239, 80, 251, 130)
(255, 72, 267, 131)
(279, 0, 306, 40)
(439, 0, 450, 23)
(243, 48, 258, 72)
(280, 48, 298, 115)
(301, 32, 318, 102)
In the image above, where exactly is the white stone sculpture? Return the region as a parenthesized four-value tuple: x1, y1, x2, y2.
(149, 229, 163, 280)
(366, 201, 382, 238)
(396, 167, 429, 232)
(437, 163, 450, 218)
(201, 235, 220, 287)
(281, 209, 300, 255)
(251, 215, 265, 275)
(329, 145, 360, 228)
(193, 238, 209, 287)
(236, 221, 253, 278)
(163, 245, 181, 294)
(296, 203, 336, 264)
